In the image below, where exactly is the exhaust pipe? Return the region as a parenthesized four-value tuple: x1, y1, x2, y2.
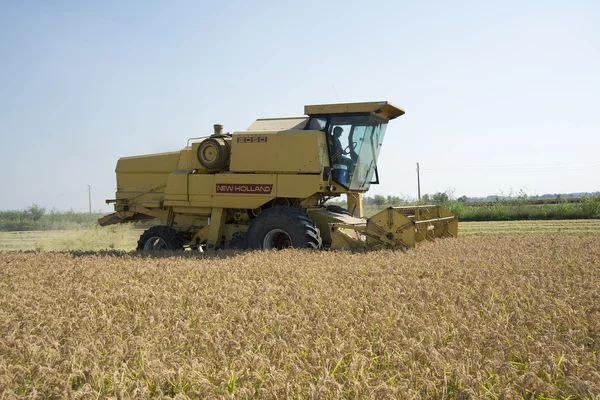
(213, 124, 223, 136)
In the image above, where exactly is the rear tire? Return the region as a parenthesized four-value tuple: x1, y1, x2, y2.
(247, 206, 322, 250)
(137, 226, 184, 251)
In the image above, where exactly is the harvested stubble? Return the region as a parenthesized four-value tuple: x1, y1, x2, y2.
(459, 219, 600, 237)
(1, 236, 599, 399)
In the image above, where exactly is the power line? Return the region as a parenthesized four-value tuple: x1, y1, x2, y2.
(420, 166, 600, 172)
(402, 162, 600, 172)
(380, 161, 600, 173)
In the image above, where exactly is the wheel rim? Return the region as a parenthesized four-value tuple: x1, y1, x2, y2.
(200, 145, 217, 163)
(263, 229, 292, 249)
(143, 236, 169, 251)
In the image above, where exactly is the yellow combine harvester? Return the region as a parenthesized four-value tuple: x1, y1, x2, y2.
(99, 101, 457, 250)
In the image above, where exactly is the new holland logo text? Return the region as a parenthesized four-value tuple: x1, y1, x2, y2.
(236, 136, 268, 143)
(216, 184, 273, 194)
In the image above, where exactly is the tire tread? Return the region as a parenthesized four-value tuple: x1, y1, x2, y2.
(137, 225, 184, 251)
(247, 206, 322, 250)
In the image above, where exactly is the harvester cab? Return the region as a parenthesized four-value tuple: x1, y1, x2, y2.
(305, 102, 403, 193)
(99, 101, 457, 251)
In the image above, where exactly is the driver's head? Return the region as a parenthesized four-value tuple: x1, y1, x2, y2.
(333, 126, 343, 137)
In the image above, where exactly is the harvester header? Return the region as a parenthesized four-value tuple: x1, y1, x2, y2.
(100, 101, 457, 251)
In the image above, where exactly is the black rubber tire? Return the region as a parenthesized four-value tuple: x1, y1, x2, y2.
(326, 205, 353, 216)
(247, 206, 322, 250)
(197, 138, 230, 170)
(137, 226, 184, 251)
(228, 231, 248, 250)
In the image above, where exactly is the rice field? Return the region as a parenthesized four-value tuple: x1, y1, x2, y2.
(0, 225, 141, 252)
(1, 220, 599, 252)
(459, 219, 600, 237)
(1, 222, 599, 398)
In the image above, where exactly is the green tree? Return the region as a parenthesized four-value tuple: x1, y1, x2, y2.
(457, 195, 468, 202)
(517, 189, 528, 200)
(388, 196, 402, 206)
(432, 192, 449, 204)
(26, 204, 46, 221)
(374, 195, 386, 206)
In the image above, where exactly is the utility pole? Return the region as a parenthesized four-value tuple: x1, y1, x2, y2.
(87, 185, 92, 214)
(416, 163, 421, 201)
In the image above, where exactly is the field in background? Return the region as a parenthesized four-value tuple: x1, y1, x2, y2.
(0, 225, 142, 252)
(1, 220, 600, 252)
(1, 236, 599, 398)
(459, 219, 600, 236)
(2, 196, 599, 233)
(0, 208, 104, 232)
(0, 209, 158, 232)
(352, 195, 600, 221)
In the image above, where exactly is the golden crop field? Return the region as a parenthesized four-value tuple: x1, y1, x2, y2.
(1, 222, 600, 398)
(0, 225, 141, 252)
(459, 219, 600, 237)
(2, 220, 600, 253)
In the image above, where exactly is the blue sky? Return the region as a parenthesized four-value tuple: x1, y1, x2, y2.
(1, 0, 599, 211)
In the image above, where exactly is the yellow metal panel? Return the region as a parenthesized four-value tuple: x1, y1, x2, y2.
(117, 152, 180, 172)
(276, 133, 321, 173)
(116, 177, 167, 206)
(188, 175, 214, 207)
(116, 173, 168, 194)
(132, 205, 169, 220)
(141, 201, 161, 208)
(247, 117, 307, 131)
(316, 131, 331, 169)
(164, 200, 189, 206)
(189, 174, 215, 196)
(189, 198, 213, 208)
(116, 152, 181, 204)
(171, 206, 212, 215)
(177, 147, 204, 171)
(164, 171, 188, 202)
(276, 175, 323, 199)
(230, 132, 278, 172)
(230, 131, 324, 173)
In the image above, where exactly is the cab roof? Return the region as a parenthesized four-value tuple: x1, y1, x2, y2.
(304, 101, 405, 120)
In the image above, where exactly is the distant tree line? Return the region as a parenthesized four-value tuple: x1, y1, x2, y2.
(0, 205, 102, 231)
(362, 191, 454, 206)
(349, 192, 600, 220)
(361, 191, 600, 207)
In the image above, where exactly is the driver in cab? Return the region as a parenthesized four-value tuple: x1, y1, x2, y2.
(329, 126, 354, 172)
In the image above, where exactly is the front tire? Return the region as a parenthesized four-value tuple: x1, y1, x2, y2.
(137, 226, 184, 251)
(247, 206, 322, 250)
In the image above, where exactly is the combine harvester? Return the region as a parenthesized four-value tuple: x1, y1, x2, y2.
(99, 102, 457, 250)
